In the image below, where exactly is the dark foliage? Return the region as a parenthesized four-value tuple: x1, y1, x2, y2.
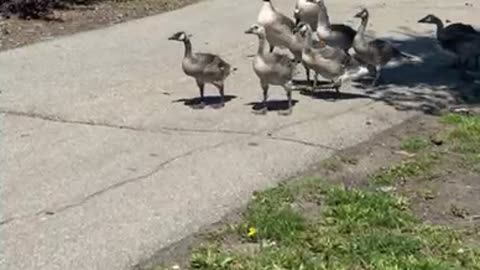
(0, 0, 93, 19)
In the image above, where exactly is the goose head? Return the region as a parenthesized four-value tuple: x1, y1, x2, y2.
(418, 14, 440, 24)
(244, 24, 266, 37)
(168, 31, 192, 42)
(292, 22, 311, 36)
(354, 8, 369, 20)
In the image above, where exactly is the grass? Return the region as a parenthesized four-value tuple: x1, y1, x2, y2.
(401, 136, 431, 152)
(153, 113, 480, 270)
(369, 154, 438, 185)
(188, 184, 480, 270)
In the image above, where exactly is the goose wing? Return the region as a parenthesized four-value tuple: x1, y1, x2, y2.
(330, 24, 357, 38)
(444, 23, 477, 35)
(194, 53, 231, 78)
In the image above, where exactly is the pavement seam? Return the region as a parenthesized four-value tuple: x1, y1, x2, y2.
(1, 100, 382, 226)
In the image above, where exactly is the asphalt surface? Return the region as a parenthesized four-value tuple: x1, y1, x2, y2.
(1, 0, 476, 269)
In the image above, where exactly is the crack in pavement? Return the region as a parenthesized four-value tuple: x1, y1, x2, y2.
(0, 138, 242, 227)
(0, 108, 256, 137)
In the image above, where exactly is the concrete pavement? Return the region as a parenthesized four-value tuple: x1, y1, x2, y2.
(1, 0, 475, 269)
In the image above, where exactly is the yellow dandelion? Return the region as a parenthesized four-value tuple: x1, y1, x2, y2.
(247, 227, 257, 238)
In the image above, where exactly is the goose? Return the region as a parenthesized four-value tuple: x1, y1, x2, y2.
(294, 0, 321, 31)
(305, 0, 357, 53)
(293, 22, 369, 94)
(168, 31, 232, 109)
(353, 8, 423, 86)
(418, 14, 479, 69)
(257, 0, 296, 53)
(245, 24, 297, 115)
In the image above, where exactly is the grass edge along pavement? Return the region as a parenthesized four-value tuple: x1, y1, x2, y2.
(150, 113, 480, 270)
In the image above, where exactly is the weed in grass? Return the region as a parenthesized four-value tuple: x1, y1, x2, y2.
(401, 136, 431, 152)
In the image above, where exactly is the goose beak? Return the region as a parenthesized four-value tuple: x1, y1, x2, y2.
(167, 36, 176, 40)
(244, 29, 254, 34)
(354, 12, 362, 18)
(418, 18, 427, 23)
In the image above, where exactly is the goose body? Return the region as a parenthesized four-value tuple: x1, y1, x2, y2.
(306, 0, 356, 53)
(168, 31, 231, 108)
(245, 24, 297, 115)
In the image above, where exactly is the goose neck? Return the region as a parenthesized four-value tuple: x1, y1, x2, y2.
(257, 35, 267, 57)
(183, 39, 193, 58)
(431, 17, 444, 37)
(316, 3, 331, 30)
(356, 16, 368, 40)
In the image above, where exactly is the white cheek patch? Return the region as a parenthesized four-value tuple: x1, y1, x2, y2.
(179, 33, 186, 40)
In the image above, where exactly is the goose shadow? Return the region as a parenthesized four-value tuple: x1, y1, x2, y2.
(172, 95, 237, 109)
(245, 99, 299, 112)
(299, 89, 371, 101)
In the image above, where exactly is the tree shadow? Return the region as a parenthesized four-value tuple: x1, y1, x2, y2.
(172, 95, 237, 109)
(245, 99, 299, 112)
(346, 26, 480, 115)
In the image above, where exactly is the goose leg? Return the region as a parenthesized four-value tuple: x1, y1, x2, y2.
(279, 81, 293, 116)
(254, 83, 268, 115)
(371, 65, 382, 87)
(212, 82, 225, 109)
(303, 63, 311, 83)
(193, 79, 206, 109)
(332, 80, 341, 97)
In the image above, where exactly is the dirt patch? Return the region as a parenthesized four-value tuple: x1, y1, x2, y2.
(0, 0, 199, 51)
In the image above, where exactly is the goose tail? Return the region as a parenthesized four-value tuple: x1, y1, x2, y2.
(339, 66, 370, 82)
(399, 51, 424, 64)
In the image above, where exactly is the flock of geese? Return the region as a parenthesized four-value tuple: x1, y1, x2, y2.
(168, 0, 480, 115)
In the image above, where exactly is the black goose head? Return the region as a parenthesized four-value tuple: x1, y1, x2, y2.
(168, 31, 191, 42)
(354, 8, 369, 20)
(292, 21, 309, 36)
(418, 14, 439, 24)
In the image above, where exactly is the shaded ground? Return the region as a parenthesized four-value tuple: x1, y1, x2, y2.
(0, 0, 199, 51)
(136, 110, 480, 270)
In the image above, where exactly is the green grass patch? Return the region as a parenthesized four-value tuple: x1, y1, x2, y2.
(401, 136, 431, 152)
(188, 182, 480, 270)
(240, 184, 306, 244)
(369, 154, 437, 185)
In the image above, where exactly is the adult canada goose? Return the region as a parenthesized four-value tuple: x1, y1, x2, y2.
(353, 8, 423, 86)
(257, 0, 296, 53)
(168, 31, 232, 109)
(245, 24, 297, 115)
(418, 14, 479, 69)
(294, 0, 321, 31)
(293, 22, 369, 94)
(305, 0, 356, 53)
